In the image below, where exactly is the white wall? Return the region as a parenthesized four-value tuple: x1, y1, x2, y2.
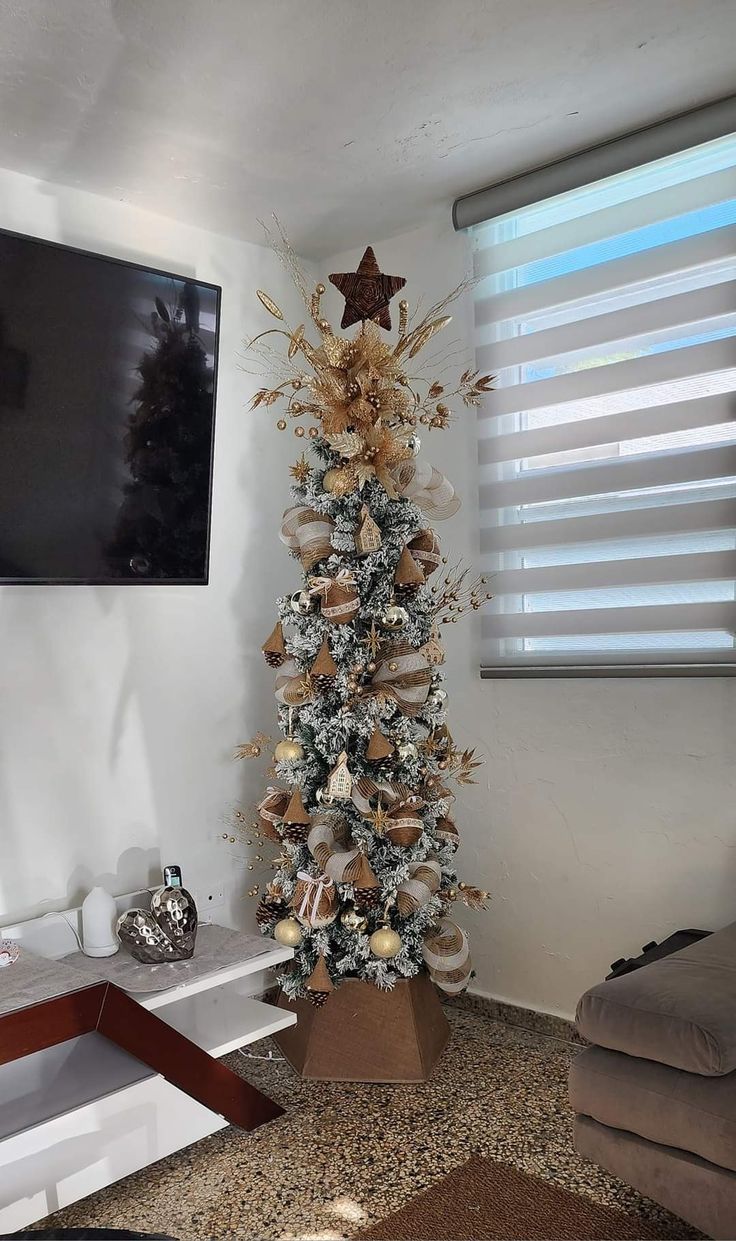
(0, 166, 302, 926)
(2, 169, 734, 1019)
(325, 221, 736, 1019)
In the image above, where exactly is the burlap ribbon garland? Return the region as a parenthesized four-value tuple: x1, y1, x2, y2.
(368, 641, 431, 717)
(351, 776, 416, 818)
(306, 818, 375, 886)
(280, 506, 336, 572)
(422, 917, 472, 995)
(396, 857, 442, 916)
(274, 657, 312, 706)
(392, 460, 461, 521)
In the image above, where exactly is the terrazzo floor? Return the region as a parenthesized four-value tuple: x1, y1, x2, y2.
(40, 1007, 693, 1240)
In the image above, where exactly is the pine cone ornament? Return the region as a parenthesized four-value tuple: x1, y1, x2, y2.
(256, 894, 287, 927)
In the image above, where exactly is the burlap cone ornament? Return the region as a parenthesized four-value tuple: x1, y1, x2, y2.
(280, 505, 336, 573)
(262, 621, 287, 668)
(349, 852, 382, 910)
(281, 786, 311, 843)
(396, 858, 442, 916)
(306, 953, 334, 1007)
(371, 641, 431, 716)
(366, 725, 395, 761)
(422, 917, 471, 995)
(292, 871, 338, 928)
(310, 638, 338, 691)
(394, 545, 425, 593)
(308, 569, 359, 625)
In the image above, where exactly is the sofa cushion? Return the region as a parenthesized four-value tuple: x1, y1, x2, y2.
(574, 1114, 736, 1241)
(576, 921, 736, 1075)
(571, 1044, 736, 1174)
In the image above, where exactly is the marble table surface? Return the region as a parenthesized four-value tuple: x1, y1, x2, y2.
(0, 925, 275, 1015)
(0, 949, 96, 1017)
(63, 924, 273, 993)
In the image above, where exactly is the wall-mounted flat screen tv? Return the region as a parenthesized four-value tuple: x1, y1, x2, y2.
(0, 229, 220, 583)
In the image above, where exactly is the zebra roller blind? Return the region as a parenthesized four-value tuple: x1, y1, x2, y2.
(471, 132, 736, 674)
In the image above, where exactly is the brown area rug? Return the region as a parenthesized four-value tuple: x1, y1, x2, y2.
(357, 1155, 696, 1240)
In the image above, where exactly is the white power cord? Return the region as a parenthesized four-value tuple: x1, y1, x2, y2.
(41, 910, 84, 952)
(237, 1048, 286, 1062)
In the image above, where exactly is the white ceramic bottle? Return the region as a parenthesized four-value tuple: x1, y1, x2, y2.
(81, 886, 120, 957)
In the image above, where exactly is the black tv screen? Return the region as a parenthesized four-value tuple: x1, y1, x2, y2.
(0, 229, 220, 583)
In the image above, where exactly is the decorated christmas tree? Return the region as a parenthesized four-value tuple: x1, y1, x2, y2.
(107, 284, 214, 580)
(237, 228, 493, 1018)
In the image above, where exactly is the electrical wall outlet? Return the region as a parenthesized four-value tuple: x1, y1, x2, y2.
(198, 886, 225, 924)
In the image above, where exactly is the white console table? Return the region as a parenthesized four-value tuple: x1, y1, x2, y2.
(0, 897, 295, 1233)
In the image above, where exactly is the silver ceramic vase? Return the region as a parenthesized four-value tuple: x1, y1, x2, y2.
(117, 878, 198, 964)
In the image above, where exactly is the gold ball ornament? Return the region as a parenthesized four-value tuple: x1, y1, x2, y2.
(295, 426, 305, 438)
(276, 419, 287, 431)
(340, 906, 368, 934)
(273, 917, 303, 947)
(290, 589, 314, 615)
(380, 603, 409, 631)
(369, 926, 402, 959)
(274, 738, 305, 762)
(323, 466, 354, 496)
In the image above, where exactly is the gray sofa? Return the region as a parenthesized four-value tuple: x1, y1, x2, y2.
(571, 921, 736, 1239)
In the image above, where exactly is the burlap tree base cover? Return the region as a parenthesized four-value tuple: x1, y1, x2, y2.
(273, 972, 449, 1082)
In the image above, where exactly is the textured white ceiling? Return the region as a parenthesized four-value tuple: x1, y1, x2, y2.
(0, 0, 734, 256)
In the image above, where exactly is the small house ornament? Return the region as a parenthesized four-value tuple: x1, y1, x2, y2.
(422, 631, 445, 666)
(326, 750, 354, 800)
(355, 505, 382, 555)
